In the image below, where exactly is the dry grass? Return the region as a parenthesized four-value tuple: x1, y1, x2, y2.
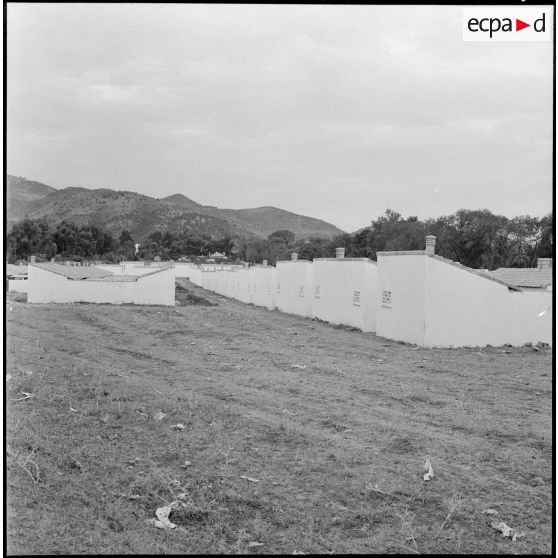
(5, 281, 552, 554)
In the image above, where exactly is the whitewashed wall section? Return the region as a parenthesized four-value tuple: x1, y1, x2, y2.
(8, 278, 29, 293)
(376, 253, 552, 347)
(275, 261, 313, 317)
(250, 267, 277, 310)
(28, 265, 175, 306)
(312, 258, 377, 332)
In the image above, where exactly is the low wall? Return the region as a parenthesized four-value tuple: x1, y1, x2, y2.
(251, 267, 277, 310)
(236, 269, 254, 304)
(28, 265, 175, 306)
(425, 257, 552, 347)
(174, 263, 197, 279)
(8, 278, 29, 293)
(223, 270, 237, 298)
(312, 258, 377, 332)
(275, 261, 313, 317)
(376, 253, 553, 347)
(376, 254, 427, 345)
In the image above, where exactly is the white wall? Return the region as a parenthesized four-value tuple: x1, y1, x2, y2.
(424, 257, 552, 347)
(236, 268, 254, 304)
(223, 270, 237, 298)
(376, 254, 426, 345)
(376, 254, 553, 347)
(96, 262, 176, 280)
(28, 265, 175, 306)
(200, 270, 216, 293)
(96, 264, 125, 275)
(276, 261, 313, 317)
(123, 263, 176, 281)
(174, 262, 197, 279)
(8, 278, 29, 293)
(188, 266, 202, 286)
(251, 267, 277, 310)
(312, 259, 377, 332)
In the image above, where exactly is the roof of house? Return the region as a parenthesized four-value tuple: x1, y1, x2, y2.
(6, 264, 28, 277)
(376, 250, 427, 256)
(487, 267, 553, 289)
(313, 257, 376, 264)
(85, 275, 139, 282)
(31, 262, 114, 280)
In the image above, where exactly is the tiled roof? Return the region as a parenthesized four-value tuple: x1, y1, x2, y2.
(488, 267, 553, 289)
(377, 250, 427, 256)
(86, 268, 171, 281)
(86, 275, 138, 282)
(6, 264, 28, 276)
(313, 258, 376, 264)
(31, 262, 114, 280)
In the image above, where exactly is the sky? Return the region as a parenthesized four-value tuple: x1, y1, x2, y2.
(7, 4, 554, 232)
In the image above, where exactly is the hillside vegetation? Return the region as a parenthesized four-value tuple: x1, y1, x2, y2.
(6, 175, 345, 242)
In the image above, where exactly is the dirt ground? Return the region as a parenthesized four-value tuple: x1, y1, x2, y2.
(5, 281, 553, 554)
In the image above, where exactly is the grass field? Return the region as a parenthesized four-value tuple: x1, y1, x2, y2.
(6, 281, 553, 554)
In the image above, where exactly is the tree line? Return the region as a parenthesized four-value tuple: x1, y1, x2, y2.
(6, 219, 238, 264)
(137, 230, 235, 261)
(6, 208, 553, 270)
(6, 219, 137, 263)
(238, 209, 553, 270)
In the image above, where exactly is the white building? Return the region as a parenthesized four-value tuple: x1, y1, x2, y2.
(275, 254, 313, 318)
(7, 263, 29, 293)
(250, 264, 277, 310)
(376, 236, 552, 347)
(312, 249, 377, 332)
(28, 261, 175, 306)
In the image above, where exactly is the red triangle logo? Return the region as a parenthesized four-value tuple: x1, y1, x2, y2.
(516, 19, 530, 32)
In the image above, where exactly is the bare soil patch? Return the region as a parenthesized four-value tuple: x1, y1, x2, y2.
(5, 281, 552, 554)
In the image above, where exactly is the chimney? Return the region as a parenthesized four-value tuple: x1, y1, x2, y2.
(335, 247, 345, 259)
(262, 259, 268, 267)
(51, 258, 55, 263)
(30, 255, 36, 263)
(291, 253, 298, 261)
(537, 258, 552, 270)
(425, 235, 436, 255)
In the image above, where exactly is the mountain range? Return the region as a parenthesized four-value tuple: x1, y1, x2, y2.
(6, 175, 345, 242)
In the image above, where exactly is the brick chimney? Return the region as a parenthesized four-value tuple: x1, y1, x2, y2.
(291, 253, 298, 261)
(335, 247, 345, 259)
(262, 259, 268, 267)
(30, 255, 36, 263)
(425, 235, 436, 255)
(537, 258, 552, 270)
(51, 258, 55, 263)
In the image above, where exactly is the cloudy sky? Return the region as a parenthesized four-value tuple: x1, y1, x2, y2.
(7, 4, 553, 232)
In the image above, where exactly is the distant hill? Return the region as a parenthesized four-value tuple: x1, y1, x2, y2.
(7, 175, 57, 221)
(160, 193, 204, 210)
(6, 175, 345, 242)
(221, 207, 345, 240)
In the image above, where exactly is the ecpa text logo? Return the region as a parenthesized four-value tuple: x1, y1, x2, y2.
(463, 8, 552, 41)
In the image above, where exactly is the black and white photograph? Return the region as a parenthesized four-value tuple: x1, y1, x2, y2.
(5, 2, 553, 554)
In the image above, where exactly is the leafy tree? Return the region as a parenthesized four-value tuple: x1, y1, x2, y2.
(118, 230, 136, 260)
(267, 230, 295, 245)
(297, 242, 324, 261)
